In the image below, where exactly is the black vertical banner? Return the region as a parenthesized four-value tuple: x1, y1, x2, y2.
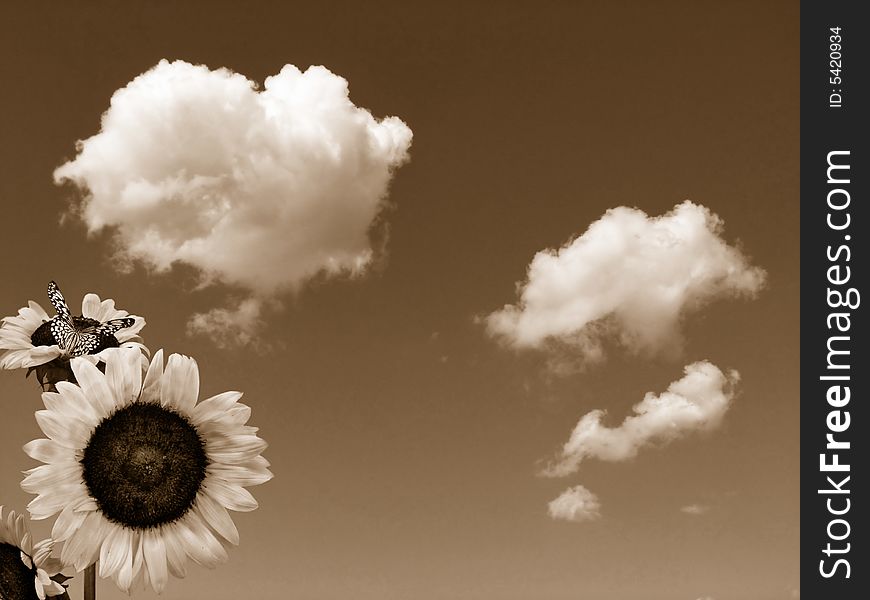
(802, 1, 867, 597)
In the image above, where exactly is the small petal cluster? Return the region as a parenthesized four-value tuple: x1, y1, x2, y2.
(0, 290, 146, 370)
(0, 506, 66, 599)
(22, 347, 271, 593)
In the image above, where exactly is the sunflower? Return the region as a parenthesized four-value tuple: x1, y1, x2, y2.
(22, 348, 272, 593)
(0, 281, 146, 371)
(0, 506, 67, 600)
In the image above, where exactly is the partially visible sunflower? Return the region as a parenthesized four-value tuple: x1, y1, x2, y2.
(0, 281, 146, 372)
(0, 505, 67, 600)
(22, 348, 272, 593)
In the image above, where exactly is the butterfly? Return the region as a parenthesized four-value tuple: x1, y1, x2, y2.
(44, 281, 135, 357)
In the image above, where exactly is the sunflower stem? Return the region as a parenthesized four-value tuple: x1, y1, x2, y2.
(84, 563, 96, 600)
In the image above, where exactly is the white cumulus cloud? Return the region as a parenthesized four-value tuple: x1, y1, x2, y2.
(484, 201, 765, 364)
(54, 59, 412, 344)
(547, 485, 601, 522)
(542, 361, 739, 477)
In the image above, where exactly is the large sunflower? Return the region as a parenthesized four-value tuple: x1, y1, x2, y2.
(0, 281, 146, 371)
(0, 505, 66, 600)
(22, 348, 272, 593)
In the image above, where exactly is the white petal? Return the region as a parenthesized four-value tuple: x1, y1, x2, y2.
(191, 391, 244, 425)
(51, 502, 88, 542)
(196, 493, 240, 545)
(102, 347, 143, 406)
(206, 462, 273, 487)
(0, 349, 32, 369)
(202, 479, 258, 512)
(129, 531, 144, 591)
(206, 434, 268, 463)
(21, 463, 82, 494)
(42, 387, 100, 426)
(81, 294, 102, 320)
(161, 354, 199, 413)
(162, 524, 188, 578)
(34, 411, 91, 449)
(61, 512, 104, 571)
(175, 511, 227, 568)
(116, 530, 139, 592)
(28, 301, 51, 321)
(53, 381, 102, 423)
(21, 532, 33, 556)
(0, 330, 33, 348)
(116, 315, 146, 340)
(99, 522, 131, 580)
(69, 358, 115, 416)
(22, 346, 64, 367)
(35, 575, 46, 600)
(141, 349, 164, 404)
(143, 529, 169, 593)
(23, 439, 70, 465)
(39, 577, 65, 599)
(32, 539, 54, 567)
(28, 484, 85, 520)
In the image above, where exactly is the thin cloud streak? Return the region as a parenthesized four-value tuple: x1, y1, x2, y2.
(681, 504, 711, 515)
(542, 361, 739, 477)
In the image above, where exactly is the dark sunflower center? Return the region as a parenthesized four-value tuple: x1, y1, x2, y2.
(81, 403, 208, 529)
(30, 316, 122, 355)
(0, 543, 38, 600)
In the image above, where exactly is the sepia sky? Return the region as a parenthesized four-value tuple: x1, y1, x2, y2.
(0, 2, 798, 600)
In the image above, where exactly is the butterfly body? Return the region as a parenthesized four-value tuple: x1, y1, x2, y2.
(30, 281, 135, 357)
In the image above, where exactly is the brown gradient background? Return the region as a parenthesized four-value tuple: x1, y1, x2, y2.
(0, 2, 798, 599)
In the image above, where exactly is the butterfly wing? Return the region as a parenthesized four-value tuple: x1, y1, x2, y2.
(96, 318, 135, 336)
(47, 281, 73, 321)
(49, 316, 77, 351)
(73, 318, 134, 355)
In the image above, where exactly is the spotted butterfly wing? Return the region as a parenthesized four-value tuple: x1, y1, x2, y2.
(70, 318, 134, 354)
(47, 281, 78, 352)
(45, 281, 135, 356)
(47, 280, 72, 321)
(96, 318, 135, 336)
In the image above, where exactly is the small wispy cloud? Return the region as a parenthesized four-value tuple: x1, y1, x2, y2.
(483, 201, 765, 368)
(547, 485, 601, 522)
(186, 297, 266, 350)
(680, 503, 710, 516)
(55, 59, 412, 346)
(542, 361, 739, 477)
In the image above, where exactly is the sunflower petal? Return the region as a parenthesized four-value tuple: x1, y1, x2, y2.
(162, 524, 188, 578)
(23, 439, 69, 465)
(70, 358, 114, 416)
(21, 464, 81, 494)
(191, 391, 244, 425)
(203, 479, 259, 512)
(81, 294, 102, 320)
(99, 523, 131, 580)
(176, 510, 227, 568)
(196, 492, 240, 545)
(62, 512, 104, 571)
(102, 347, 143, 406)
(141, 349, 164, 404)
(161, 353, 199, 413)
(143, 529, 169, 593)
(34, 410, 91, 449)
